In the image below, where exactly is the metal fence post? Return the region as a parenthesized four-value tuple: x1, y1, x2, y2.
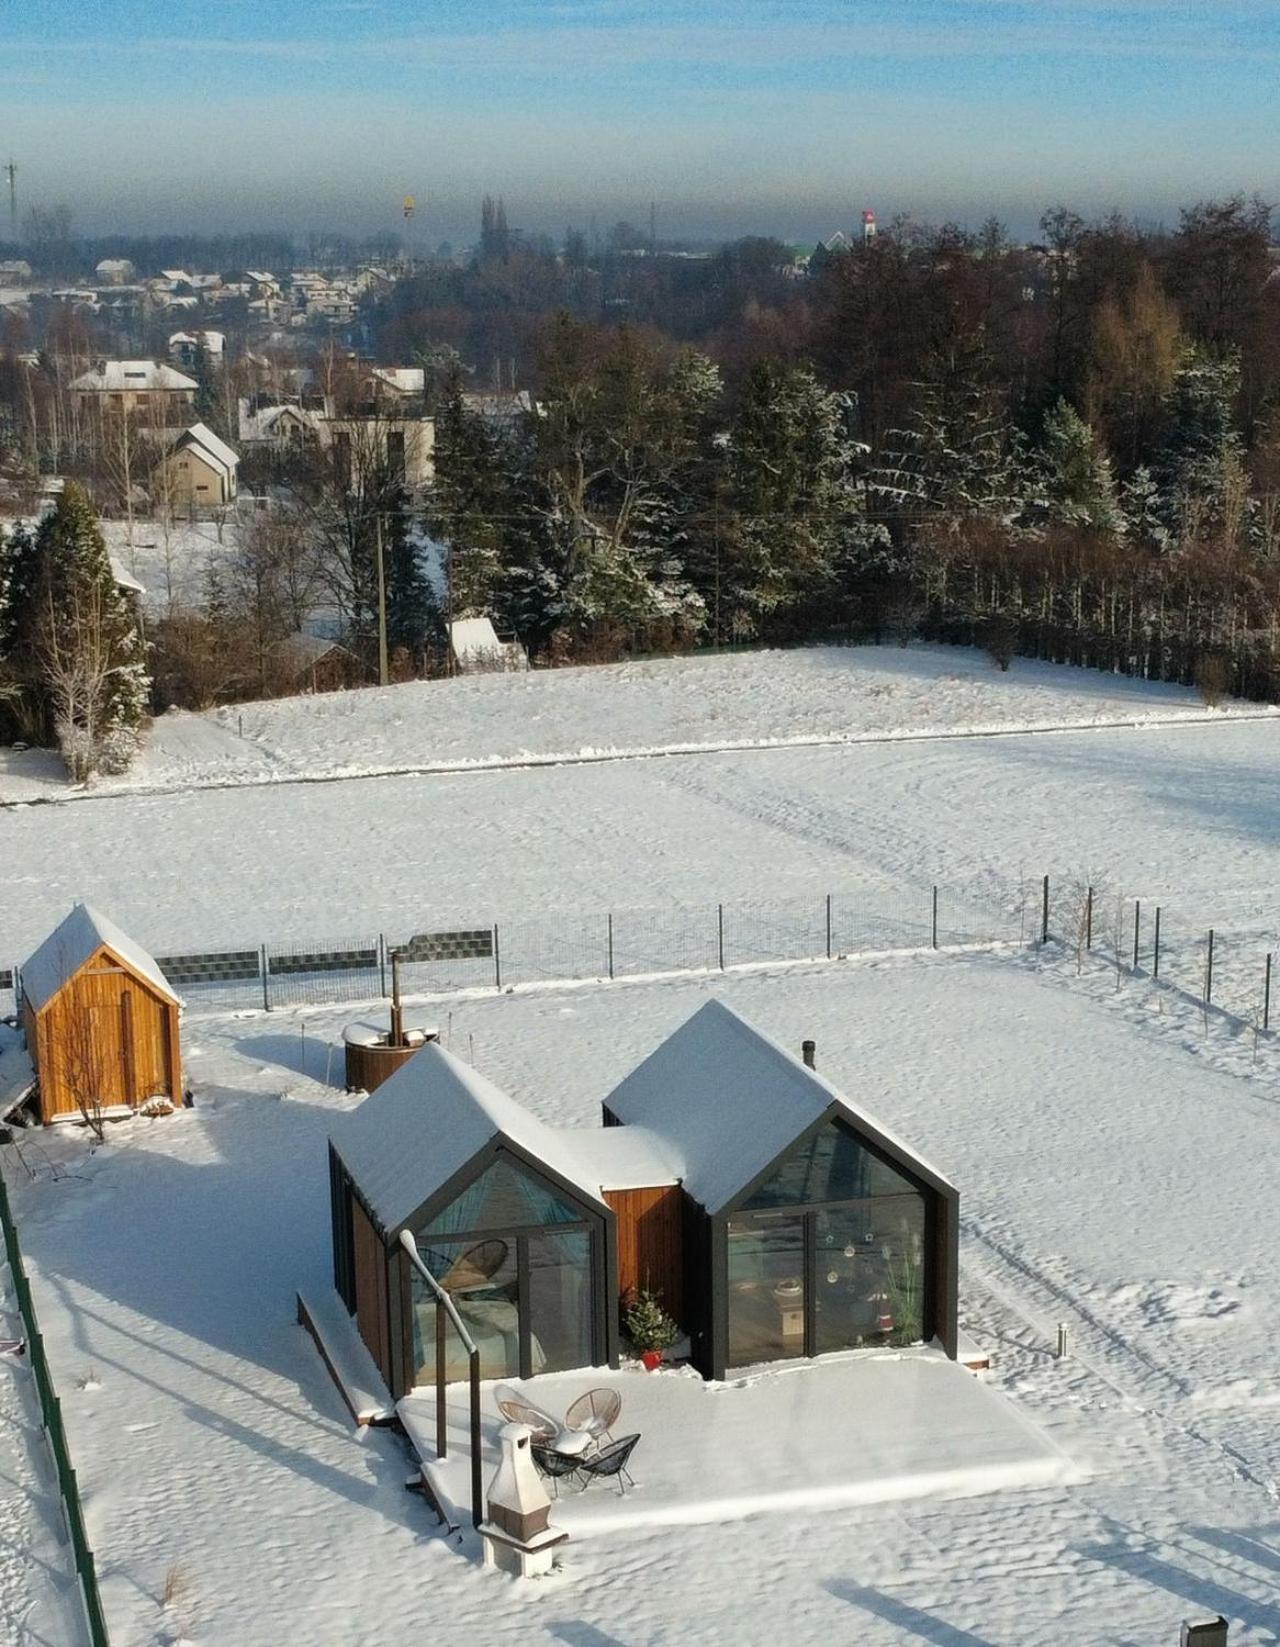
(493, 924, 501, 990)
(1086, 885, 1093, 949)
(260, 944, 270, 1011)
(1153, 906, 1162, 978)
(931, 886, 938, 950)
(607, 912, 615, 981)
(1041, 875, 1050, 945)
(1265, 952, 1272, 1032)
(1132, 900, 1141, 970)
(717, 904, 725, 971)
(378, 935, 387, 997)
(1205, 928, 1214, 1006)
(826, 894, 832, 960)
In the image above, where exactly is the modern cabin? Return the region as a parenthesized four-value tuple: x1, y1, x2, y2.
(329, 1001, 958, 1396)
(19, 905, 183, 1124)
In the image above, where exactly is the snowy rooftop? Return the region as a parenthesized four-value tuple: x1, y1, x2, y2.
(332, 1042, 613, 1231)
(19, 903, 178, 1013)
(448, 616, 504, 661)
(605, 999, 956, 1213)
(402, 1351, 1077, 1538)
(178, 421, 239, 475)
(69, 359, 197, 392)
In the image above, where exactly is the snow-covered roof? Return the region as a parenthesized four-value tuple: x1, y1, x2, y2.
(562, 1125, 683, 1194)
(178, 422, 239, 474)
(109, 555, 145, 595)
(603, 1000, 956, 1213)
(370, 367, 424, 395)
(0, 1025, 36, 1119)
(272, 631, 353, 673)
(449, 617, 503, 661)
(333, 1042, 612, 1232)
(20, 904, 178, 1014)
(70, 360, 197, 393)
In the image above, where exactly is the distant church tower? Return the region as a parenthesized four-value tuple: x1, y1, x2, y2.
(862, 209, 877, 245)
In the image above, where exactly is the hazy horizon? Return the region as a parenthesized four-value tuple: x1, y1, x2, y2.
(6, 1, 1278, 246)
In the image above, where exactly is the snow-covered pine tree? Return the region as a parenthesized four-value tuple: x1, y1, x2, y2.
(7, 483, 150, 777)
(870, 335, 1024, 527)
(1154, 352, 1248, 549)
(721, 362, 859, 627)
(1030, 399, 1124, 536)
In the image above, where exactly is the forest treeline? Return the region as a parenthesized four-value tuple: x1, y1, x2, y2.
(405, 198, 1280, 698)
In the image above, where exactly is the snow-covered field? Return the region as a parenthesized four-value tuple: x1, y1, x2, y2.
(1, 643, 1273, 805)
(2, 653, 1280, 994)
(6, 949, 1279, 1645)
(3, 645, 1280, 1642)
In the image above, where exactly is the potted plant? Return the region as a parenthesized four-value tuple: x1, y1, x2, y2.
(623, 1288, 679, 1370)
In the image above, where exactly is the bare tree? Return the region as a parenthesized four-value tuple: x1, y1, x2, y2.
(37, 578, 115, 781)
(49, 945, 107, 1143)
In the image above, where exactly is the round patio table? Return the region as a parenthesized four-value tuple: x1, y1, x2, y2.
(551, 1427, 593, 1457)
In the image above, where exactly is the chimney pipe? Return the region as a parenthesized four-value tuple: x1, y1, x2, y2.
(801, 1039, 816, 1069)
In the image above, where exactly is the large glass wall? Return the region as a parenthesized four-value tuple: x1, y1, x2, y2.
(725, 1120, 929, 1368)
(726, 1213, 806, 1368)
(409, 1154, 598, 1385)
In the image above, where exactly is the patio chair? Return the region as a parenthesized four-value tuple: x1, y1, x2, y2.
(439, 1239, 508, 1293)
(564, 1387, 621, 1448)
(493, 1388, 558, 1442)
(530, 1440, 589, 1497)
(577, 1433, 640, 1496)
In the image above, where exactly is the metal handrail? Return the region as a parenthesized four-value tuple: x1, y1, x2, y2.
(399, 1230, 483, 1529)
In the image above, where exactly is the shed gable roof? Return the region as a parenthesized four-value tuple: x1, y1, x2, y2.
(602, 999, 955, 1214)
(20, 904, 178, 1013)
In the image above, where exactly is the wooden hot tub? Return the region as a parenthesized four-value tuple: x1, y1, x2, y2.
(343, 1023, 438, 1093)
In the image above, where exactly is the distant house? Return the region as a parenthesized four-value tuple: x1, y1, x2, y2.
(367, 367, 425, 404)
(328, 1000, 959, 1396)
(237, 399, 321, 449)
(269, 632, 371, 695)
(70, 359, 197, 419)
(319, 413, 436, 490)
(95, 258, 135, 285)
(0, 258, 33, 282)
(151, 422, 240, 509)
(19, 904, 183, 1125)
(448, 616, 528, 674)
(168, 329, 226, 370)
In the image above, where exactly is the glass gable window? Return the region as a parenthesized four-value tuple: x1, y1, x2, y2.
(410, 1152, 598, 1385)
(726, 1119, 931, 1369)
(420, 1156, 585, 1237)
(742, 1118, 920, 1209)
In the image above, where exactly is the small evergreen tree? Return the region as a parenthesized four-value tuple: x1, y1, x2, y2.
(1031, 399, 1124, 535)
(5, 484, 149, 776)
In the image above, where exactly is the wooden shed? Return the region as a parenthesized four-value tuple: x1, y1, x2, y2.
(20, 905, 182, 1124)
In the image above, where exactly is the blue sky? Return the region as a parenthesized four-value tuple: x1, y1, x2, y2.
(4, 2, 1278, 240)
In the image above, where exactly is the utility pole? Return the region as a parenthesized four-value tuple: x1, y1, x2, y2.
(649, 199, 656, 256)
(3, 162, 16, 240)
(375, 512, 389, 686)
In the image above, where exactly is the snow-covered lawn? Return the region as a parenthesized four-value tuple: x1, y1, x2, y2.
(2, 643, 1273, 804)
(6, 949, 1279, 1644)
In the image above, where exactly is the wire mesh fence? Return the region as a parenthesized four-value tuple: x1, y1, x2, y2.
(1045, 880, 1280, 1038)
(4, 879, 1025, 1019)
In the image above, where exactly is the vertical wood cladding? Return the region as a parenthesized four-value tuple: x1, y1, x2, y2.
(604, 1185, 684, 1322)
(351, 1197, 391, 1386)
(33, 946, 180, 1121)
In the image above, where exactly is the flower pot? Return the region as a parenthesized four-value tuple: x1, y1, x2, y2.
(641, 1349, 663, 1371)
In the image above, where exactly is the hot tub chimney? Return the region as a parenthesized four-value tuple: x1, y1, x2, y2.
(801, 1039, 816, 1070)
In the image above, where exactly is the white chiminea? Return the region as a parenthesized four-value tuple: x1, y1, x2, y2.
(479, 1423, 568, 1578)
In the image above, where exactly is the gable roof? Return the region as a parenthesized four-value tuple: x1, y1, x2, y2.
(179, 421, 239, 474)
(20, 904, 178, 1014)
(602, 999, 955, 1213)
(333, 1042, 612, 1233)
(70, 360, 197, 393)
